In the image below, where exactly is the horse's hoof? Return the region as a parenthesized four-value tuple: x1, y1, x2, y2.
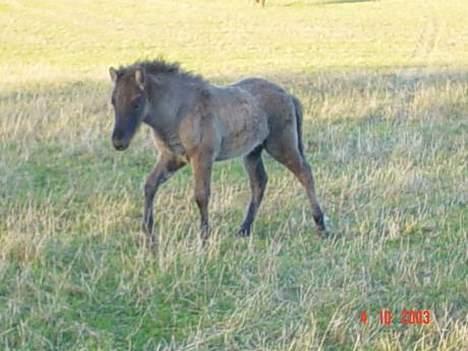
(237, 227, 251, 237)
(134, 232, 156, 249)
(147, 234, 158, 249)
(200, 237, 209, 249)
(318, 215, 334, 239)
(318, 228, 329, 239)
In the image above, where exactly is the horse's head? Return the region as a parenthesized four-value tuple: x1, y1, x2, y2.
(109, 66, 149, 150)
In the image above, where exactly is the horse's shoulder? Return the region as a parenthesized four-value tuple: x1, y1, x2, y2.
(188, 84, 213, 107)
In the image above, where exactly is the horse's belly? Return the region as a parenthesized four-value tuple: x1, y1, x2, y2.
(216, 112, 269, 161)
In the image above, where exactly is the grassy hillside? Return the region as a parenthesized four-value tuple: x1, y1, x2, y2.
(0, 0, 467, 350)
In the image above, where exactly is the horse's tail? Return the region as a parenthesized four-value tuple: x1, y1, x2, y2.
(291, 95, 305, 157)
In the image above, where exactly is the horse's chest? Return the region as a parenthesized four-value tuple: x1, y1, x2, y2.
(152, 129, 186, 156)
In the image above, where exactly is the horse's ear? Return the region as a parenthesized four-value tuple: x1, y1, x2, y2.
(135, 68, 145, 91)
(109, 67, 118, 83)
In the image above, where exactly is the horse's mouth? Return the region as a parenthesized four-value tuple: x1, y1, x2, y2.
(114, 144, 128, 151)
(112, 139, 130, 151)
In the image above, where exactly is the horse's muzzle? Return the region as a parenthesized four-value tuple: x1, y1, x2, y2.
(111, 127, 130, 150)
(112, 137, 129, 151)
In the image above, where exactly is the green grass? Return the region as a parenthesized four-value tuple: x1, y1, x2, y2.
(1, 1, 467, 350)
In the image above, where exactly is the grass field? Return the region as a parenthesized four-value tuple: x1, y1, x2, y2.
(0, 0, 467, 350)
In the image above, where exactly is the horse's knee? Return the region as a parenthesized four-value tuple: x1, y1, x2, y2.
(194, 188, 210, 207)
(144, 182, 156, 199)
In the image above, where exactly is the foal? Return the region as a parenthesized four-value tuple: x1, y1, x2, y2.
(109, 59, 326, 246)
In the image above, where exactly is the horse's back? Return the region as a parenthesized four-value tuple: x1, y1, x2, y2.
(231, 77, 286, 94)
(232, 77, 294, 118)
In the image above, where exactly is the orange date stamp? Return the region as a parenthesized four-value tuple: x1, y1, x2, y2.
(360, 309, 431, 325)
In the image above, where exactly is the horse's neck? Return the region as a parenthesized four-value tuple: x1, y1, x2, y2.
(145, 79, 184, 130)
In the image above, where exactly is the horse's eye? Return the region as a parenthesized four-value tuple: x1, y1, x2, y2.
(132, 96, 143, 110)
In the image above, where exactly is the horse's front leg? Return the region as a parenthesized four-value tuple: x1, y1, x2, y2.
(143, 155, 186, 247)
(190, 150, 214, 244)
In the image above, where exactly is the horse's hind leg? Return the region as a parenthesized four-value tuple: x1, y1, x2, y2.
(238, 146, 268, 236)
(265, 138, 327, 236)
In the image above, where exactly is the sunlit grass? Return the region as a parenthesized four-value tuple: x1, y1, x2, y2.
(1, 0, 467, 85)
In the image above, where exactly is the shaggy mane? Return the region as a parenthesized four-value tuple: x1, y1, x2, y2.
(116, 59, 206, 84)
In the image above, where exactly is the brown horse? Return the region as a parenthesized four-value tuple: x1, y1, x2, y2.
(109, 59, 326, 246)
